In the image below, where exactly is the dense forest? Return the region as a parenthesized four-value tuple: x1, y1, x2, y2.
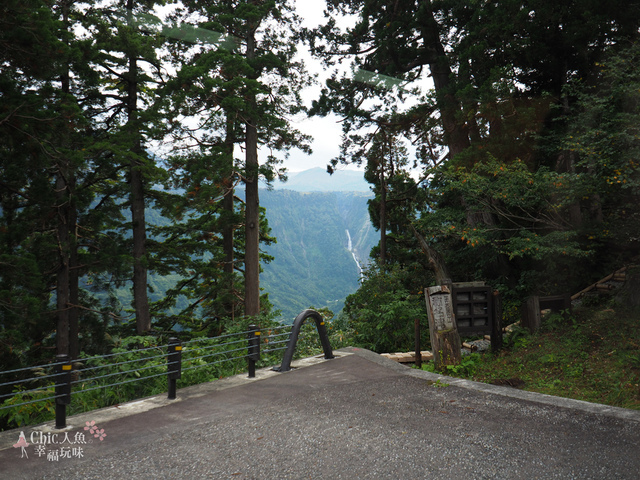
(1, 0, 311, 371)
(308, 0, 640, 351)
(2, 1, 640, 372)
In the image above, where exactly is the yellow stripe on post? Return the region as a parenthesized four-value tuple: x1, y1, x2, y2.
(255, 331, 261, 336)
(62, 365, 72, 371)
(175, 346, 182, 351)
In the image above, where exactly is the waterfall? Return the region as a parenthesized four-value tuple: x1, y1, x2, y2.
(346, 229, 363, 277)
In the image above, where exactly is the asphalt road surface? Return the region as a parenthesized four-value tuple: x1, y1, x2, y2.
(1, 347, 638, 479)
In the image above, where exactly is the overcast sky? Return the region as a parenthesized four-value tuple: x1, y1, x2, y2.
(283, 1, 357, 174)
(152, 1, 360, 175)
(286, 1, 429, 175)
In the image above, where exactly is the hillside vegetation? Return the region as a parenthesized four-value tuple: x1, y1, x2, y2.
(418, 302, 640, 410)
(261, 189, 377, 321)
(83, 187, 377, 325)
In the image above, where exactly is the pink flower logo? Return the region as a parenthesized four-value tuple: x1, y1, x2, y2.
(94, 428, 107, 441)
(84, 420, 97, 435)
(83, 420, 107, 441)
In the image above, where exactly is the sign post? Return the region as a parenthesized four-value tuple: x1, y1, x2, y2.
(425, 285, 461, 371)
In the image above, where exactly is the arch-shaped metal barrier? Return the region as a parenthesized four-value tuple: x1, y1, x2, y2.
(274, 309, 335, 372)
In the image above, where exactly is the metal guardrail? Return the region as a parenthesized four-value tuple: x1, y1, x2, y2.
(0, 310, 334, 430)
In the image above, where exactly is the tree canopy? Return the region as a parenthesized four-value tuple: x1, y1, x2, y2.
(0, 0, 310, 370)
(1, 0, 639, 365)
(305, 0, 640, 349)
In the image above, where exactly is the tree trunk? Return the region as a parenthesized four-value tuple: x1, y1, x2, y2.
(491, 290, 503, 353)
(56, 0, 72, 356)
(421, 0, 470, 158)
(127, 0, 151, 334)
(56, 171, 70, 356)
(244, 24, 260, 318)
(616, 267, 640, 308)
(521, 295, 541, 333)
(130, 156, 150, 333)
(68, 181, 79, 359)
(379, 160, 387, 268)
(223, 113, 236, 321)
(410, 224, 451, 285)
(560, 66, 582, 228)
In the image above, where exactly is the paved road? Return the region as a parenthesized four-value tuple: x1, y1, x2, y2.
(1, 347, 639, 479)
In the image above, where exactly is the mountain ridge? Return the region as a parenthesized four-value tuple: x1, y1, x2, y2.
(269, 167, 371, 193)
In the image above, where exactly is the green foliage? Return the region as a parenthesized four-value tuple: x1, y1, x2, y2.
(343, 265, 430, 353)
(453, 305, 640, 410)
(541, 312, 565, 332)
(290, 308, 356, 357)
(1, 0, 320, 366)
(416, 152, 607, 298)
(435, 155, 589, 253)
(433, 379, 450, 388)
(1, 323, 298, 430)
(2, 386, 56, 429)
(308, 1, 640, 328)
(563, 42, 640, 261)
(419, 353, 481, 378)
(504, 325, 532, 351)
(445, 353, 481, 377)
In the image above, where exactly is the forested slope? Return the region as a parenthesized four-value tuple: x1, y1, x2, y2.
(260, 189, 376, 321)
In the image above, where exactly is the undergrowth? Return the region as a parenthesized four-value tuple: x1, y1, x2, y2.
(421, 304, 640, 410)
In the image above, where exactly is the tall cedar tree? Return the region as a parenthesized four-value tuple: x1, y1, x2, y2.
(177, 0, 312, 319)
(85, 0, 171, 333)
(0, 0, 66, 366)
(1, 0, 128, 364)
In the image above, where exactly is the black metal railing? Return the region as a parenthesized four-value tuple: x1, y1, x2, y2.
(0, 310, 334, 430)
(274, 309, 335, 372)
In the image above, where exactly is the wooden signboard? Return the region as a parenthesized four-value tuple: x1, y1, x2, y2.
(452, 285, 493, 335)
(425, 285, 461, 370)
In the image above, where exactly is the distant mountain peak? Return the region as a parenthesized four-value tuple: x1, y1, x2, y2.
(270, 167, 371, 192)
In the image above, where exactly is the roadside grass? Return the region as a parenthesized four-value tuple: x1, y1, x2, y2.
(425, 304, 640, 410)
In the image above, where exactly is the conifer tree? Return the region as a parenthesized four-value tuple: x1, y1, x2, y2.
(172, 0, 312, 320)
(0, 0, 64, 365)
(1, 0, 126, 361)
(308, 0, 640, 295)
(84, 0, 171, 333)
